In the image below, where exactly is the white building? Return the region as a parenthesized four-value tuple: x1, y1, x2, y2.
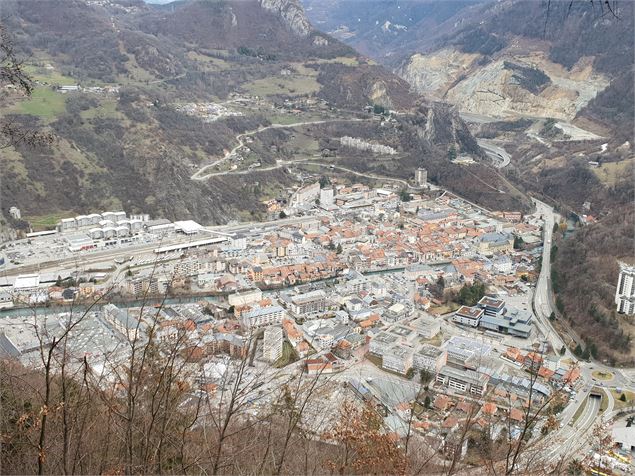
(13, 274, 40, 296)
(263, 326, 284, 362)
(412, 344, 447, 373)
(415, 168, 427, 186)
(291, 182, 320, 207)
(288, 290, 326, 316)
(435, 366, 489, 397)
(228, 288, 263, 307)
(615, 261, 635, 315)
(409, 314, 441, 339)
(382, 345, 413, 375)
(320, 188, 334, 206)
(368, 331, 399, 356)
(241, 305, 285, 329)
(452, 306, 484, 327)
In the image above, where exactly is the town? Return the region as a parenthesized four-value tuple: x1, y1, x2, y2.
(1, 174, 633, 474)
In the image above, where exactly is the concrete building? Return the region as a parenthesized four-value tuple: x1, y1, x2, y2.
(477, 296, 506, 317)
(444, 336, 492, 366)
(409, 314, 441, 339)
(59, 218, 77, 232)
(368, 331, 399, 356)
(289, 290, 326, 316)
(292, 182, 320, 207)
(412, 344, 447, 373)
(615, 261, 635, 315)
(228, 288, 263, 307)
(13, 274, 40, 294)
(241, 305, 285, 329)
(263, 326, 284, 362)
(382, 345, 414, 375)
(479, 307, 532, 338)
(435, 366, 489, 396)
(320, 187, 334, 206)
(0, 288, 13, 309)
(452, 306, 484, 327)
(415, 168, 427, 186)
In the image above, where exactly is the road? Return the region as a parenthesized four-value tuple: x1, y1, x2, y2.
(190, 118, 366, 181)
(532, 199, 568, 356)
(545, 393, 601, 466)
(477, 138, 511, 168)
(532, 199, 632, 387)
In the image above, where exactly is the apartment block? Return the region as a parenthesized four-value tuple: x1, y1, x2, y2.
(289, 290, 326, 316)
(615, 261, 635, 315)
(435, 366, 489, 396)
(263, 326, 284, 362)
(241, 305, 285, 329)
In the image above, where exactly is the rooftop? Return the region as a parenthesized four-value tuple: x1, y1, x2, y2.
(455, 306, 484, 319)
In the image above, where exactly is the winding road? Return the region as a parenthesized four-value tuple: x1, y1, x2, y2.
(477, 138, 511, 168)
(190, 118, 367, 181)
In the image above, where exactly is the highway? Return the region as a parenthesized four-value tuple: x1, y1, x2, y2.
(477, 139, 511, 168)
(545, 394, 601, 466)
(531, 199, 568, 356)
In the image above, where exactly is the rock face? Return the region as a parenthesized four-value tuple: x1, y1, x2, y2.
(260, 0, 311, 37)
(400, 48, 609, 120)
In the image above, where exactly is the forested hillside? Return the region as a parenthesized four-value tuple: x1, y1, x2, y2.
(552, 206, 635, 365)
(0, 0, 531, 229)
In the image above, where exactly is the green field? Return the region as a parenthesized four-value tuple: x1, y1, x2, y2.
(26, 212, 72, 231)
(18, 87, 66, 118)
(24, 64, 76, 86)
(80, 98, 122, 120)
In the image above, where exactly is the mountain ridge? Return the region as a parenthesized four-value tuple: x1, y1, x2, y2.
(1, 0, 531, 230)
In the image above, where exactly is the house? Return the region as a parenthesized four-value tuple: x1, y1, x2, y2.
(434, 394, 452, 412)
(305, 353, 342, 375)
(509, 408, 525, 423)
(103, 304, 143, 342)
(482, 402, 498, 416)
